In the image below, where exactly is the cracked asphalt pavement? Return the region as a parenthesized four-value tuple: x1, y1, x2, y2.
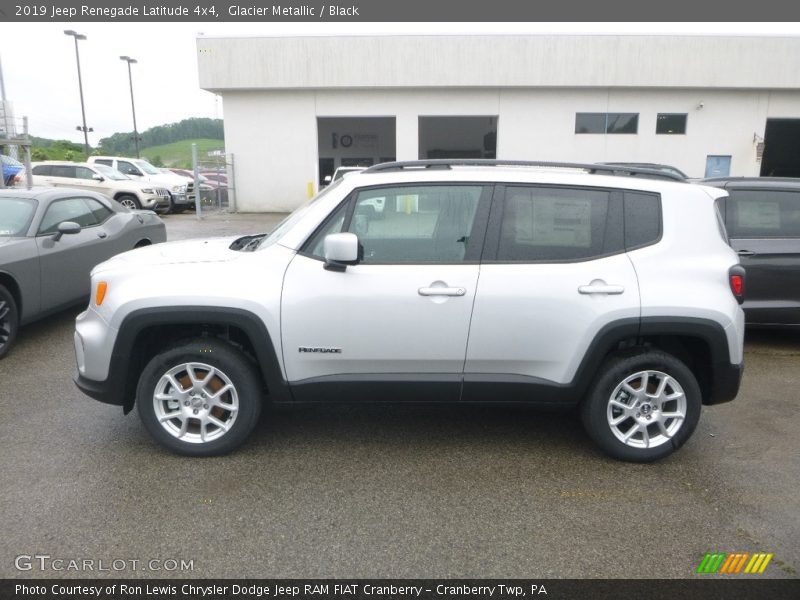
(1, 212, 798, 579)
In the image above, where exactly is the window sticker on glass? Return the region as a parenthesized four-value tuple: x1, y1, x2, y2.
(519, 196, 592, 247)
(737, 201, 780, 230)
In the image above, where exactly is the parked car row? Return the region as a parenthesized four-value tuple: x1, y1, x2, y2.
(0, 187, 167, 358)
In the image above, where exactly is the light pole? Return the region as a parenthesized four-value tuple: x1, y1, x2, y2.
(119, 55, 141, 158)
(64, 30, 92, 158)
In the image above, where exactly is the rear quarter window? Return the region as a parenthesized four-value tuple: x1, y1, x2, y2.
(623, 192, 661, 249)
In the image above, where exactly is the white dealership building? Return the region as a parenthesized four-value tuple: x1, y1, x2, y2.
(197, 34, 800, 212)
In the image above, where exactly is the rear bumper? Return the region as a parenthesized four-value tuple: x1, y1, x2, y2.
(706, 361, 743, 405)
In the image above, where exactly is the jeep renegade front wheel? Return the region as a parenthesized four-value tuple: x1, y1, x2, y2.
(136, 339, 262, 456)
(581, 351, 701, 462)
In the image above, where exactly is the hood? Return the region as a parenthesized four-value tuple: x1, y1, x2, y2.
(92, 236, 241, 274)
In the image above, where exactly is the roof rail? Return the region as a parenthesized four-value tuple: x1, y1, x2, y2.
(362, 159, 685, 182)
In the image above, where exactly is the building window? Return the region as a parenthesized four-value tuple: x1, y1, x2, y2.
(656, 113, 687, 135)
(575, 113, 638, 134)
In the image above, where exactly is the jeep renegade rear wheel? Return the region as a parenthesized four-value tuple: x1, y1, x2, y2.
(581, 351, 701, 462)
(136, 339, 262, 456)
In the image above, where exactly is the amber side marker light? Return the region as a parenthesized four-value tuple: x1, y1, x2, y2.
(95, 281, 108, 306)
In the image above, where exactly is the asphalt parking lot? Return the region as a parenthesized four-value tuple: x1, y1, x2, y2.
(1, 212, 798, 579)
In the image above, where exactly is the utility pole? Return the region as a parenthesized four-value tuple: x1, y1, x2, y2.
(64, 30, 92, 158)
(120, 56, 141, 158)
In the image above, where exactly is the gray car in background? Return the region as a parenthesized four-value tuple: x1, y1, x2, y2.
(702, 176, 800, 327)
(0, 187, 166, 358)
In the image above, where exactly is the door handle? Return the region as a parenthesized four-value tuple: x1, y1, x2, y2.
(737, 249, 756, 257)
(418, 287, 466, 297)
(97, 231, 108, 239)
(578, 283, 625, 295)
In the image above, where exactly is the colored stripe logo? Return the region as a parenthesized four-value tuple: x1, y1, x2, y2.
(697, 552, 773, 574)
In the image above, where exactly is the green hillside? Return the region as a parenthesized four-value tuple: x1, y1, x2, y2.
(140, 138, 224, 168)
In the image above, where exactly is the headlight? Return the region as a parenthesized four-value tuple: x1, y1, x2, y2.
(141, 188, 154, 194)
(170, 185, 184, 193)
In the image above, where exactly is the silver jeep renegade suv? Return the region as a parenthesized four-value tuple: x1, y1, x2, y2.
(74, 160, 745, 462)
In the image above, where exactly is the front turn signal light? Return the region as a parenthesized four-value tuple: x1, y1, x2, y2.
(95, 281, 108, 306)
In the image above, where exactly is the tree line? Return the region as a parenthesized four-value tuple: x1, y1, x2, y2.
(98, 117, 224, 155)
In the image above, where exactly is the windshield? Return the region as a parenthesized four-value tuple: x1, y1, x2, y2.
(257, 178, 344, 249)
(0, 198, 36, 236)
(134, 160, 162, 175)
(94, 164, 129, 181)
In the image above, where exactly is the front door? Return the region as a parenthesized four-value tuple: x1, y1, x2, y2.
(35, 196, 112, 311)
(281, 183, 492, 402)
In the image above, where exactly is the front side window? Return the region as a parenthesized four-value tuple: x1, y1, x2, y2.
(305, 185, 485, 264)
(38, 198, 100, 235)
(497, 186, 623, 261)
(117, 161, 142, 176)
(75, 166, 96, 180)
(32, 165, 51, 176)
(726, 190, 800, 238)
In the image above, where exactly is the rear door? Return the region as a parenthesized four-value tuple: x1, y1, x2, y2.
(463, 184, 644, 400)
(48, 165, 77, 188)
(723, 187, 800, 325)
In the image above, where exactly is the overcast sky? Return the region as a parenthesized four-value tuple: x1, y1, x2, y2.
(1, 22, 798, 145)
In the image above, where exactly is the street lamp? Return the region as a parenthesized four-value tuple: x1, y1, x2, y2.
(119, 55, 141, 158)
(64, 30, 92, 158)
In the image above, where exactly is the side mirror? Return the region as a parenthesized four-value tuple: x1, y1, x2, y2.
(92, 175, 104, 182)
(323, 232, 361, 272)
(53, 221, 81, 241)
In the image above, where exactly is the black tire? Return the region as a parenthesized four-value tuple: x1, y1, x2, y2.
(117, 194, 141, 210)
(136, 338, 263, 456)
(0, 285, 19, 360)
(580, 350, 702, 462)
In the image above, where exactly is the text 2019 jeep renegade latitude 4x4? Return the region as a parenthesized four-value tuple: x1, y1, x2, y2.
(73, 161, 745, 462)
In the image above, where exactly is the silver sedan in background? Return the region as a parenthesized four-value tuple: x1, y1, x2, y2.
(0, 187, 166, 358)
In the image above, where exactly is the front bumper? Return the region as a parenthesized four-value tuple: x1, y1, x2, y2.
(74, 370, 125, 407)
(170, 192, 190, 206)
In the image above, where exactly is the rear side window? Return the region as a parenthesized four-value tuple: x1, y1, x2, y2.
(32, 165, 51, 176)
(50, 165, 76, 178)
(726, 190, 800, 238)
(623, 192, 661, 249)
(497, 186, 623, 261)
(94, 159, 113, 167)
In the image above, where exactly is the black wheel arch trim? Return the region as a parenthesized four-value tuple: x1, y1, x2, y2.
(73, 306, 289, 412)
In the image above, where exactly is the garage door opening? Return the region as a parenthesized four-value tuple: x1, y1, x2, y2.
(761, 118, 800, 177)
(317, 117, 396, 184)
(418, 116, 497, 160)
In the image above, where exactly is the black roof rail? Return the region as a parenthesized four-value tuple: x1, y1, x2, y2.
(362, 159, 686, 182)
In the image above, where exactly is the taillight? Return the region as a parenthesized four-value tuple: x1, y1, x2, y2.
(729, 266, 745, 304)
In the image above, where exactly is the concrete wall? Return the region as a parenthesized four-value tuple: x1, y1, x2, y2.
(221, 86, 799, 212)
(198, 35, 800, 91)
(201, 35, 800, 212)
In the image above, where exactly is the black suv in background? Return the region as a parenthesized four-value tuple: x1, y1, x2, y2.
(702, 177, 800, 327)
